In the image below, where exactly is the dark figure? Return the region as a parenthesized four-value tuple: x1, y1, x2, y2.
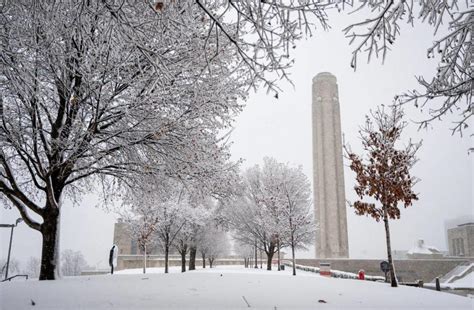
(109, 245, 117, 274)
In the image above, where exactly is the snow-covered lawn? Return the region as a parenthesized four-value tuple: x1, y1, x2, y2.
(1, 265, 472, 309)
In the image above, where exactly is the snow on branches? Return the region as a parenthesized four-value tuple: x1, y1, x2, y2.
(343, 0, 473, 133)
(223, 157, 314, 272)
(0, 1, 244, 279)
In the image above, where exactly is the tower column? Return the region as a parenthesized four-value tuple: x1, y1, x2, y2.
(312, 72, 349, 258)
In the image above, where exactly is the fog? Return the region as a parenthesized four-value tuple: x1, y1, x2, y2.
(1, 13, 472, 269)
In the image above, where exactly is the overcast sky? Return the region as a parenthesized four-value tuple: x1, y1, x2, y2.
(1, 11, 472, 269)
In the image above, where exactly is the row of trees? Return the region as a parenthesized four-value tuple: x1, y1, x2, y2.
(120, 157, 315, 276)
(222, 158, 315, 276)
(1, 250, 88, 279)
(120, 175, 230, 273)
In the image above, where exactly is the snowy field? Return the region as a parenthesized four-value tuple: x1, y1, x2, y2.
(1, 265, 472, 309)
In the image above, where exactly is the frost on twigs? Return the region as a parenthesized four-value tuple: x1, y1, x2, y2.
(342, 0, 473, 133)
(192, 0, 331, 93)
(222, 157, 315, 271)
(0, 0, 244, 280)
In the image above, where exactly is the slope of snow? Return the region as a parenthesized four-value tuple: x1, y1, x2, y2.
(451, 272, 474, 288)
(1, 265, 471, 309)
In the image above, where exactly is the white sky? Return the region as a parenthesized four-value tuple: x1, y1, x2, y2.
(1, 11, 472, 269)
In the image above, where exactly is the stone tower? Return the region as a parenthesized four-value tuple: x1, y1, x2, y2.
(312, 72, 349, 258)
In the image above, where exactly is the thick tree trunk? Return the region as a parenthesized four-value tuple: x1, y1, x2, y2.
(189, 246, 196, 270)
(383, 207, 397, 287)
(266, 242, 275, 271)
(39, 209, 60, 280)
(209, 258, 214, 268)
(181, 250, 186, 273)
(164, 244, 169, 274)
(179, 242, 187, 273)
(202, 253, 206, 268)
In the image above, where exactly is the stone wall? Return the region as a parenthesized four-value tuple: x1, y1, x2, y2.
(294, 258, 473, 282)
(113, 222, 132, 255)
(117, 255, 247, 270)
(448, 224, 474, 257)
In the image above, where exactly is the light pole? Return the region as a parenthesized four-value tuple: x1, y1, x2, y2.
(1, 218, 23, 280)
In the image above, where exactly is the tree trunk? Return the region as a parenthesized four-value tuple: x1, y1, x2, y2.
(181, 250, 186, 273)
(277, 237, 281, 271)
(189, 246, 196, 270)
(143, 243, 147, 274)
(254, 241, 258, 268)
(39, 209, 60, 280)
(179, 243, 187, 273)
(202, 253, 206, 268)
(383, 207, 397, 287)
(209, 258, 214, 268)
(291, 231, 296, 276)
(266, 242, 275, 270)
(164, 244, 169, 274)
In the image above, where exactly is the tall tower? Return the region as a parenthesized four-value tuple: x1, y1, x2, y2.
(312, 72, 349, 258)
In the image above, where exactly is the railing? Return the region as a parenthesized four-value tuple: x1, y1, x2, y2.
(1, 274, 29, 282)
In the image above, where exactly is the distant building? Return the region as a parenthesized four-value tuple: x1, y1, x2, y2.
(447, 223, 474, 257)
(392, 250, 409, 260)
(407, 239, 444, 259)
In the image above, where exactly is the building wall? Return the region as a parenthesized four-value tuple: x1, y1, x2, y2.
(447, 224, 474, 257)
(113, 222, 132, 255)
(294, 258, 473, 282)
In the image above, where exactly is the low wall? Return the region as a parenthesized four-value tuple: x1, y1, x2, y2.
(117, 255, 245, 270)
(295, 258, 473, 282)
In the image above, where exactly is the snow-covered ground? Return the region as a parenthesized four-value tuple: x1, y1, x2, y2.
(1, 265, 472, 309)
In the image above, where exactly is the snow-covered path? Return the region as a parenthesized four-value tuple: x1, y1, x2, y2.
(1, 265, 471, 309)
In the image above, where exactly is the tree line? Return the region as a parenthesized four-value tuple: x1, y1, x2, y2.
(120, 157, 314, 276)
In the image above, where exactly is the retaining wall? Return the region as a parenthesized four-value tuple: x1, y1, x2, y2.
(295, 258, 473, 282)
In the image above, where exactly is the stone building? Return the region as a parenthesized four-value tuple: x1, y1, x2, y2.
(447, 222, 474, 257)
(406, 239, 444, 259)
(312, 72, 349, 258)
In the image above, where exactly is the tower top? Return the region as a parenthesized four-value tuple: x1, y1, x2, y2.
(313, 72, 337, 84)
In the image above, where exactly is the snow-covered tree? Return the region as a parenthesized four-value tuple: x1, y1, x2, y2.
(225, 158, 314, 271)
(276, 164, 315, 276)
(206, 230, 229, 269)
(344, 105, 421, 287)
(61, 249, 87, 276)
(174, 217, 193, 273)
(233, 241, 256, 268)
(196, 224, 229, 269)
(342, 1, 472, 133)
(0, 258, 20, 279)
(0, 1, 246, 280)
(121, 202, 160, 274)
(23, 256, 41, 279)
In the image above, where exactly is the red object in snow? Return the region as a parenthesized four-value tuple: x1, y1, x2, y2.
(358, 270, 365, 280)
(320, 262, 331, 277)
